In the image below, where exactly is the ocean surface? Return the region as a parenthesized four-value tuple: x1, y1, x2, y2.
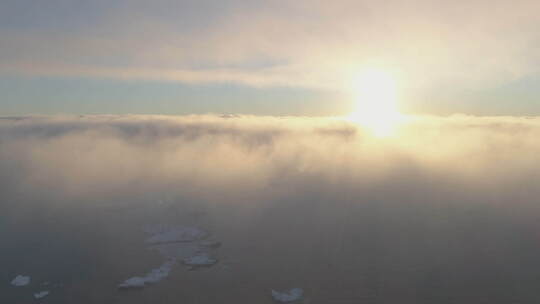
(3, 194, 540, 303)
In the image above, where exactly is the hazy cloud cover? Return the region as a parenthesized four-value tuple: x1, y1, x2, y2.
(2, 114, 540, 204)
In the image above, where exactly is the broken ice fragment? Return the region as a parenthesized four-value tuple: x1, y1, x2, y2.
(182, 253, 217, 267)
(149, 242, 200, 260)
(271, 288, 304, 302)
(142, 260, 174, 284)
(34, 291, 50, 299)
(145, 226, 208, 244)
(118, 260, 175, 289)
(11, 275, 30, 286)
(118, 277, 146, 289)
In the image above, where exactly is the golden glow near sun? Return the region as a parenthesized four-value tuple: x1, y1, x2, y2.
(347, 69, 404, 136)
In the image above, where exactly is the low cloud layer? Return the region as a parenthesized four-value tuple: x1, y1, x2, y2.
(1, 114, 540, 205)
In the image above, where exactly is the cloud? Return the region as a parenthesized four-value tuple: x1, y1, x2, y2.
(1, 114, 539, 204)
(1, 0, 540, 92)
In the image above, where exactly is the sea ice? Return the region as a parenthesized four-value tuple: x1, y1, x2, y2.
(149, 242, 200, 260)
(271, 288, 304, 302)
(142, 260, 174, 284)
(182, 253, 217, 267)
(11, 275, 30, 287)
(145, 226, 208, 244)
(118, 277, 146, 289)
(34, 291, 50, 299)
(118, 260, 175, 289)
(119, 224, 221, 290)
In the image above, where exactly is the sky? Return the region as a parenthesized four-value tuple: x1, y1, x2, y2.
(1, 0, 539, 116)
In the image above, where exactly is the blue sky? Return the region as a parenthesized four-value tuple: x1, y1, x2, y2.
(1, 0, 539, 116)
(0, 76, 342, 116)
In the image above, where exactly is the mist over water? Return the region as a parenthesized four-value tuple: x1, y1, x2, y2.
(2, 115, 540, 303)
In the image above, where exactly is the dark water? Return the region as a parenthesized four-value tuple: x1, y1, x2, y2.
(3, 194, 540, 304)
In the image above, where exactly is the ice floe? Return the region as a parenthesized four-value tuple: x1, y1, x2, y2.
(118, 260, 174, 289)
(141, 260, 174, 284)
(271, 288, 304, 303)
(149, 242, 200, 260)
(182, 253, 217, 268)
(34, 291, 50, 299)
(144, 225, 208, 244)
(119, 225, 221, 290)
(11, 275, 30, 286)
(144, 225, 218, 264)
(118, 277, 146, 289)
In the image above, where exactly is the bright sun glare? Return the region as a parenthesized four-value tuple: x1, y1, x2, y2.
(347, 69, 404, 136)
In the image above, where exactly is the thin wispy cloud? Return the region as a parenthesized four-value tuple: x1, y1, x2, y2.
(1, 0, 540, 91)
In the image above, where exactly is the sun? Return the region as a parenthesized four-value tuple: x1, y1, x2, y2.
(346, 68, 404, 136)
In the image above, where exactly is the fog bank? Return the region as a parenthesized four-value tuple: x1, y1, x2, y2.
(1, 114, 539, 205)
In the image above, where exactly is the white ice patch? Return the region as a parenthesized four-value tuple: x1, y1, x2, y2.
(182, 253, 217, 267)
(145, 225, 218, 268)
(118, 260, 175, 289)
(149, 243, 200, 260)
(271, 288, 304, 302)
(119, 224, 221, 290)
(118, 277, 146, 289)
(11, 275, 30, 286)
(34, 291, 49, 299)
(142, 260, 174, 284)
(144, 226, 208, 244)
